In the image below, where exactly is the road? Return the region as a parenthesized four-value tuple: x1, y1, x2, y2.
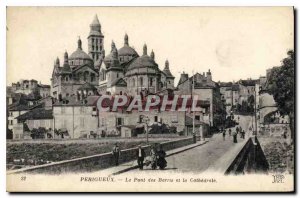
(123, 115, 253, 174)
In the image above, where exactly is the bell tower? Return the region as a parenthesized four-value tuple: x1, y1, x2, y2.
(88, 14, 104, 64)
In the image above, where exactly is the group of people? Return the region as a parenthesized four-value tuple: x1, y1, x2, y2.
(111, 143, 167, 170)
(221, 126, 246, 143)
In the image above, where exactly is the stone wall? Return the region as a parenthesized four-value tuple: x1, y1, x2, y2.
(225, 137, 269, 175)
(7, 137, 193, 175)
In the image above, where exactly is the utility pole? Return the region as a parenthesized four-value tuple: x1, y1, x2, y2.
(254, 85, 258, 136)
(192, 71, 196, 143)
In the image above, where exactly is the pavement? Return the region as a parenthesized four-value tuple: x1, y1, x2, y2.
(122, 114, 253, 175)
(95, 114, 253, 175)
(94, 140, 209, 176)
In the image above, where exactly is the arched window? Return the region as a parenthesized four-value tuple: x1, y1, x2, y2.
(83, 71, 89, 81)
(102, 70, 106, 80)
(78, 72, 83, 81)
(91, 73, 95, 82)
(150, 78, 153, 86)
(65, 76, 69, 82)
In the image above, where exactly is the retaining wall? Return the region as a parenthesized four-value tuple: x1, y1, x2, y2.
(7, 137, 193, 175)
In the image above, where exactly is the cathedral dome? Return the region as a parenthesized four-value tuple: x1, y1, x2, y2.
(69, 49, 92, 61)
(103, 41, 121, 69)
(126, 44, 158, 71)
(69, 38, 93, 61)
(118, 46, 138, 57)
(69, 38, 93, 68)
(118, 34, 139, 57)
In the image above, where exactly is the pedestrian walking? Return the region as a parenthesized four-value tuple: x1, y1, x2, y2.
(149, 145, 158, 169)
(112, 143, 121, 166)
(157, 145, 167, 170)
(228, 128, 232, 136)
(236, 126, 240, 134)
(136, 145, 146, 170)
(233, 131, 238, 143)
(241, 130, 245, 139)
(222, 129, 226, 141)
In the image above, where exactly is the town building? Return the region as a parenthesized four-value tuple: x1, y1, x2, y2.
(52, 95, 99, 139)
(176, 71, 219, 126)
(10, 79, 50, 98)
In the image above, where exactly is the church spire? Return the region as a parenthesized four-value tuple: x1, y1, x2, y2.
(91, 14, 100, 26)
(88, 14, 104, 64)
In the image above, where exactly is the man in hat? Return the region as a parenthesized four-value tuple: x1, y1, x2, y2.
(136, 145, 146, 170)
(112, 143, 121, 166)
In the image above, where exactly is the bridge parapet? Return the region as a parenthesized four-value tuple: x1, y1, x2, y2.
(225, 136, 269, 175)
(7, 137, 194, 175)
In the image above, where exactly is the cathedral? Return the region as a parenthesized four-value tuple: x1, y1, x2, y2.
(51, 15, 175, 99)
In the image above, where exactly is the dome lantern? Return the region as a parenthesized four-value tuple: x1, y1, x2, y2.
(150, 50, 155, 60)
(64, 51, 68, 64)
(143, 44, 147, 56)
(165, 59, 169, 69)
(124, 33, 129, 46)
(77, 37, 82, 50)
(111, 41, 116, 52)
(55, 57, 60, 66)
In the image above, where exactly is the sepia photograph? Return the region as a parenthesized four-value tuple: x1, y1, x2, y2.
(5, 6, 295, 192)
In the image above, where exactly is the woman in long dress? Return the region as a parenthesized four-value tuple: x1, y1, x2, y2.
(149, 146, 157, 170)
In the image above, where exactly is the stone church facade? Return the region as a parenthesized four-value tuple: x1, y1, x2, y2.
(51, 15, 175, 99)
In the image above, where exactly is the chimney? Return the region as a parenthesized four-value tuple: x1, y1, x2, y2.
(180, 73, 189, 83)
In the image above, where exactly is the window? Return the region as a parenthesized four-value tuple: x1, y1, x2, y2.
(139, 115, 143, 123)
(132, 78, 135, 86)
(150, 78, 153, 86)
(116, 117, 123, 126)
(154, 116, 158, 122)
(117, 73, 119, 78)
(195, 115, 200, 121)
(91, 74, 95, 82)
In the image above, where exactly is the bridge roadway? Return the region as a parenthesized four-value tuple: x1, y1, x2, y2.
(122, 115, 253, 174)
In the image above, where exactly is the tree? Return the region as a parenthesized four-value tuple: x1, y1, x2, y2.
(267, 50, 295, 140)
(30, 127, 47, 139)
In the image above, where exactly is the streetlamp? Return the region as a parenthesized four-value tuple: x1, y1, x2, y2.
(139, 115, 150, 144)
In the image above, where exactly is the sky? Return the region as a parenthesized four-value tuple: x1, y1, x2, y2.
(6, 7, 294, 86)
